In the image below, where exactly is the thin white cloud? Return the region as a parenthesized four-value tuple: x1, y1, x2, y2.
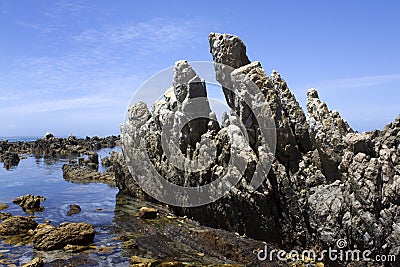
(73, 17, 206, 54)
(1, 96, 116, 114)
(43, 0, 90, 18)
(316, 74, 400, 90)
(1, 16, 212, 136)
(16, 22, 59, 34)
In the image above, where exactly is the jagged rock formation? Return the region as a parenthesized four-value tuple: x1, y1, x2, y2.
(119, 32, 400, 265)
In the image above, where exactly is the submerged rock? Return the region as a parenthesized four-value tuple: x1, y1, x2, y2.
(33, 222, 95, 251)
(22, 257, 43, 267)
(67, 204, 81, 216)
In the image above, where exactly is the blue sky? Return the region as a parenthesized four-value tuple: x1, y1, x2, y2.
(1, 0, 399, 137)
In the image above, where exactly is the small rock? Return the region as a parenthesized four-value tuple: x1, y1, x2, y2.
(0, 203, 8, 211)
(158, 261, 183, 267)
(12, 194, 45, 212)
(63, 244, 91, 253)
(22, 257, 43, 267)
(138, 207, 157, 219)
(67, 204, 81, 216)
(130, 256, 158, 266)
(96, 246, 116, 255)
(121, 239, 138, 249)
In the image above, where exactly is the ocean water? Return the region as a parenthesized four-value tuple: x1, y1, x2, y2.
(0, 136, 41, 142)
(0, 147, 129, 266)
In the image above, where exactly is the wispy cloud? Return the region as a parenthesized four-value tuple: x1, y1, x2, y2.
(73, 17, 206, 54)
(1, 15, 212, 135)
(316, 74, 400, 90)
(1, 95, 116, 114)
(16, 21, 60, 34)
(43, 0, 90, 18)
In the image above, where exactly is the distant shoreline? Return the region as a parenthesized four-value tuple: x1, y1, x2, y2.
(0, 135, 120, 143)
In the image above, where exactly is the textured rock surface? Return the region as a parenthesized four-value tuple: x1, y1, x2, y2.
(33, 222, 95, 251)
(0, 151, 20, 169)
(119, 32, 400, 265)
(62, 164, 115, 186)
(0, 216, 38, 235)
(12, 194, 46, 213)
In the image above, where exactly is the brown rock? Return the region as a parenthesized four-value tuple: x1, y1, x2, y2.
(12, 194, 45, 212)
(67, 204, 81, 216)
(33, 222, 95, 251)
(130, 256, 158, 266)
(22, 257, 43, 267)
(138, 207, 157, 219)
(0, 216, 38, 235)
(63, 244, 92, 253)
(0, 212, 12, 221)
(0, 203, 8, 211)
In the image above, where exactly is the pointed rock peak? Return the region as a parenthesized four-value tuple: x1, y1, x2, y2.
(173, 60, 198, 87)
(307, 88, 319, 99)
(271, 70, 280, 78)
(208, 32, 250, 68)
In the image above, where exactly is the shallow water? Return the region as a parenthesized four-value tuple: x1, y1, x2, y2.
(0, 147, 263, 266)
(0, 148, 129, 266)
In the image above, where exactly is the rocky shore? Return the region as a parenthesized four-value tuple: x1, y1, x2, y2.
(0, 134, 119, 169)
(119, 33, 400, 266)
(1, 33, 399, 266)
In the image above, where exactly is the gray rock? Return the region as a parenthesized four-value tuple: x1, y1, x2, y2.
(344, 132, 373, 155)
(117, 32, 400, 264)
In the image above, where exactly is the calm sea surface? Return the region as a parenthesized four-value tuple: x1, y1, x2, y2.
(0, 138, 129, 266)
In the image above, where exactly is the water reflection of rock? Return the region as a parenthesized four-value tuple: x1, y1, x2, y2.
(112, 193, 283, 266)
